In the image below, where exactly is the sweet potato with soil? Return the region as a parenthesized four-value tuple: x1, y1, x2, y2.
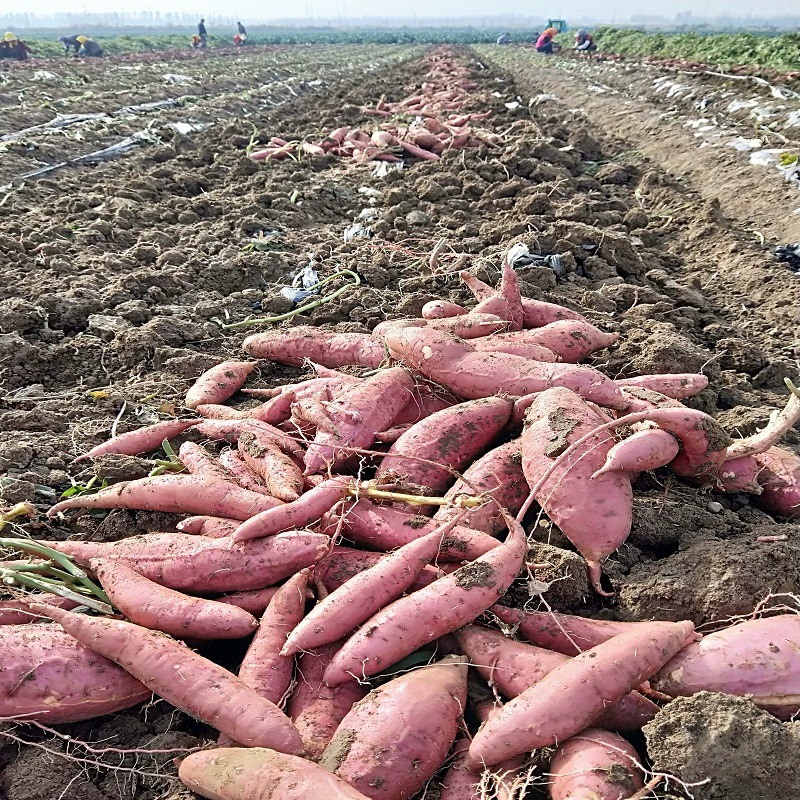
(325, 499, 500, 560)
(323, 515, 527, 685)
(185, 360, 258, 409)
(0, 624, 151, 723)
(74, 418, 202, 461)
(218, 449, 274, 495)
(37, 531, 329, 593)
(716, 455, 763, 494)
(243, 327, 385, 369)
(179, 747, 372, 800)
(34, 605, 304, 753)
(465, 620, 695, 768)
(239, 431, 303, 502)
(591, 427, 681, 478)
(470, 262, 524, 331)
(753, 447, 800, 518)
(469, 336, 560, 362)
(178, 442, 233, 481)
(615, 373, 709, 399)
(314, 546, 385, 592)
(473, 321, 619, 364)
(320, 655, 468, 800)
(282, 518, 462, 656)
(433, 440, 528, 535)
(372, 313, 507, 340)
(46, 474, 281, 521)
(234, 476, 351, 541)
(384, 327, 626, 409)
(237, 570, 310, 707)
(521, 387, 633, 595)
(421, 300, 467, 319)
(197, 419, 305, 458)
(490, 605, 660, 655)
(376, 397, 512, 493)
(651, 614, 800, 719)
(289, 642, 368, 761)
(456, 625, 658, 731)
(177, 515, 240, 538)
(303, 367, 415, 475)
(90, 558, 258, 639)
(547, 728, 644, 800)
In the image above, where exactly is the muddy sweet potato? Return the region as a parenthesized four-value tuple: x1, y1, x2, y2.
(185, 360, 258, 409)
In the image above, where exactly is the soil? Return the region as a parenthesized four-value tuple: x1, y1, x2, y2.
(0, 43, 798, 799)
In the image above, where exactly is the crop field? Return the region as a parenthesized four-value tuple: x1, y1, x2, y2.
(0, 42, 798, 800)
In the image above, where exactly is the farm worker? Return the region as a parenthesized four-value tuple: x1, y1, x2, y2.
(237, 21, 247, 41)
(574, 29, 597, 52)
(233, 34, 244, 46)
(535, 30, 556, 54)
(198, 19, 208, 48)
(496, 32, 511, 45)
(76, 36, 103, 57)
(191, 34, 202, 48)
(0, 33, 33, 61)
(58, 34, 81, 54)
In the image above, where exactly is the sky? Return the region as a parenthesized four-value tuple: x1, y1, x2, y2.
(15, 0, 797, 19)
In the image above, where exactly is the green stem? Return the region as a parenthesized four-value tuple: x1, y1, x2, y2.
(0, 568, 112, 615)
(0, 539, 111, 605)
(213, 270, 361, 330)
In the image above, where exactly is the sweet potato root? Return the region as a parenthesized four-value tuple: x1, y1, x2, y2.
(74, 418, 201, 461)
(753, 447, 800, 518)
(591, 427, 681, 478)
(46, 474, 281, 521)
(185, 360, 258, 409)
(243, 327, 385, 369)
(321, 656, 468, 800)
(91, 558, 259, 639)
(179, 747, 372, 800)
(0, 624, 150, 723)
(239, 431, 303, 502)
(615, 373, 709, 399)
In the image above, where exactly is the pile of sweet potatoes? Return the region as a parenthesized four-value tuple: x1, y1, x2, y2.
(2, 251, 799, 800)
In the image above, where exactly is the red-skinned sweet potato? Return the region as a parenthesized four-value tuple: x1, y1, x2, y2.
(753, 447, 800, 518)
(548, 728, 644, 800)
(615, 373, 709, 399)
(179, 747, 372, 800)
(0, 624, 150, 723)
(465, 620, 695, 768)
(320, 655, 468, 800)
(185, 360, 258, 409)
(375, 396, 512, 494)
(74, 418, 202, 462)
(243, 327, 385, 369)
(239, 431, 303, 502)
(591, 427, 681, 478)
(521, 387, 633, 595)
(177, 515, 240, 538)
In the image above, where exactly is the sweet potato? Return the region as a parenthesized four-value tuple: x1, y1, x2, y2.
(320, 656, 468, 800)
(469, 335, 560, 362)
(34, 605, 304, 753)
(74, 418, 202, 461)
(289, 642, 369, 760)
(387, 383, 460, 429)
(716, 455, 763, 494)
(216, 586, 281, 616)
(615, 373, 709, 399)
(433, 440, 528, 535)
(282, 518, 462, 656)
(238, 571, 310, 707)
(179, 747, 372, 800)
(469, 263, 524, 331)
(47, 474, 281, 521)
(373, 314, 508, 339)
(547, 728, 644, 800)
(0, 595, 78, 625)
(195, 403, 253, 420)
(185, 360, 258, 409)
(384, 327, 626, 409)
(0, 624, 150, 722)
(178, 442, 233, 481)
(473, 321, 618, 364)
(90, 558, 258, 639)
(303, 367, 415, 474)
(521, 387, 633, 595)
(323, 515, 527, 685)
(239, 431, 303, 502)
(591, 427, 681, 478)
(421, 300, 467, 319)
(314, 546, 386, 593)
(465, 620, 695, 768)
(753, 447, 800, 518)
(456, 625, 658, 731)
(234, 477, 351, 541)
(490, 605, 659, 655)
(652, 614, 800, 719)
(243, 327, 385, 369)
(196, 419, 305, 458)
(177, 515, 240, 538)
(376, 396, 512, 493)
(38, 531, 329, 592)
(218, 448, 274, 495)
